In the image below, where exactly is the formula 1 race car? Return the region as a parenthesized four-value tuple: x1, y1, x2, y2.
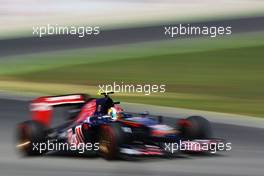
(16, 92, 225, 160)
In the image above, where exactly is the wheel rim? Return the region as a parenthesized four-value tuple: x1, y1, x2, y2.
(99, 127, 116, 158)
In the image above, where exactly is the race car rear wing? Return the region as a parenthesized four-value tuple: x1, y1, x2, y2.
(30, 94, 89, 127)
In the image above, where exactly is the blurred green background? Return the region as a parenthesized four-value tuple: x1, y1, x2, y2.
(1, 0, 264, 117)
(1, 32, 264, 117)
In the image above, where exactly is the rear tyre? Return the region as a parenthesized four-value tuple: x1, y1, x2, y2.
(16, 120, 47, 156)
(183, 116, 212, 139)
(98, 123, 124, 160)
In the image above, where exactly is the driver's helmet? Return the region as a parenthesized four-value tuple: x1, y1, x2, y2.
(108, 107, 117, 120)
(107, 105, 123, 120)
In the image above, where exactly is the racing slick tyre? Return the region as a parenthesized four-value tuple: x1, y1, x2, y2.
(98, 123, 124, 160)
(16, 120, 47, 156)
(182, 116, 212, 140)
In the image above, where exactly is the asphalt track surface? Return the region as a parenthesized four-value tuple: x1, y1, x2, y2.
(0, 98, 263, 176)
(1, 16, 264, 57)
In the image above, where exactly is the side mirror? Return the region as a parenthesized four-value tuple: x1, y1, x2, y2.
(140, 111, 149, 116)
(158, 116, 163, 124)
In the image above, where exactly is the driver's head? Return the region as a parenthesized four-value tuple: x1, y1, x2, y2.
(108, 105, 123, 120)
(108, 107, 117, 120)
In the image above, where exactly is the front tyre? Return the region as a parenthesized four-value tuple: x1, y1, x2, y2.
(181, 116, 212, 140)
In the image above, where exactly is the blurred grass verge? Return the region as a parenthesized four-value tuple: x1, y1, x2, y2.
(0, 32, 264, 117)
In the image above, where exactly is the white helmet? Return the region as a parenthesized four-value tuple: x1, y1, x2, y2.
(108, 107, 117, 121)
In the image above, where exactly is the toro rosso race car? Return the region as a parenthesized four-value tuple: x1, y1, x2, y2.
(16, 92, 225, 160)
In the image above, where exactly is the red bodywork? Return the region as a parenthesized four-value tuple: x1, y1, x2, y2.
(75, 99, 96, 123)
(30, 94, 89, 127)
